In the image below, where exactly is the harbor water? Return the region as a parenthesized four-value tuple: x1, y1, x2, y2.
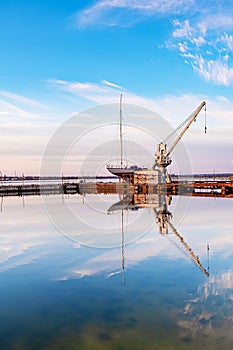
(0, 192, 232, 349)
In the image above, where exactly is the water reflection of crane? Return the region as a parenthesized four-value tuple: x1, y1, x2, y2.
(108, 193, 209, 278)
(121, 209, 125, 285)
(154, 207, 209, 277)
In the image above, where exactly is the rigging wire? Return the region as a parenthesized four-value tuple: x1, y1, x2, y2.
(163, 110, 194, 145)
(110, 123, 119, 164)
(164, 102, 207, 149)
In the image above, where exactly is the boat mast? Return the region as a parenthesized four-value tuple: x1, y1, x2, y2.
(120, 94, 123, 167)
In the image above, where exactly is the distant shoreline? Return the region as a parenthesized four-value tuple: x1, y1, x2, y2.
(0, 175, 116, 182)
(0, 173, 232, 183)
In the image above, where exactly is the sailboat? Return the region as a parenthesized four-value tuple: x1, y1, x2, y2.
(106, 94, 147, 178)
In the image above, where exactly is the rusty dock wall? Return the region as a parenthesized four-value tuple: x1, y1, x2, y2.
(0, 181, 134, 197)
(0, 179, 232, 198)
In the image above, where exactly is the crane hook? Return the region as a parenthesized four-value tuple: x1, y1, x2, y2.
(204, 104, 207, 134)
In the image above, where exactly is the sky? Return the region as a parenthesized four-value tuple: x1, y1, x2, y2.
(0, 0, 233, 175)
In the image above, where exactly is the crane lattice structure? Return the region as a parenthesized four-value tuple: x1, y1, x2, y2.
(153, 101, 206, 182)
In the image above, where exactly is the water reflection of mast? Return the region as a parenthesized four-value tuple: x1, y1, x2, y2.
(22, 173, 25, 207)
(121, 209, 125, 285)
(119, 94, 125, 286)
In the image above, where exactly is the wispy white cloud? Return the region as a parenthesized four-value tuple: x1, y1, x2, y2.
(197, 14, 233, 33)
(0, 90, 68, 174)
(173, 19, 194, 39)
(101, 80, 122, 89)
(50, 78, 233, 125)
(192, 56, 233, 86)
(171, 14, 233, 85)
(73, 0, 195, 28)
(218, 33, 233, 51)
(0, 90, 45, 108)
(74, 1, 233, 86)
(49, 78, 161, 110)
(0, 90, 46, 119)
(0, 98, 34, 118)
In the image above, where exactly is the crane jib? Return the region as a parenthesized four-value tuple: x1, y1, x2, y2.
(167, 101, 206, 156)
(153, 101, 207, 178)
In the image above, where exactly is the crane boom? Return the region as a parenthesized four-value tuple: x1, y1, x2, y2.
(153, 101, 206, 182)
(167, 101, 206, 156)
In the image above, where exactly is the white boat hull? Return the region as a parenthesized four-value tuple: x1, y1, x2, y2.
(106, 166, 147, 177)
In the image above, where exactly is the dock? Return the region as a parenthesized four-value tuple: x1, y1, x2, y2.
(0, 174, 232, 198)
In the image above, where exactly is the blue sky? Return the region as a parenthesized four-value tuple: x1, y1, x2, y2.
(0, 0, 232, 175)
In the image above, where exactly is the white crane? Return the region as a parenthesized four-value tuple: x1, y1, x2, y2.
(153, 101, 207, 182)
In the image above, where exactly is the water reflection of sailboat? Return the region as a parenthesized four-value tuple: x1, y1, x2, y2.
(108, 193, 209, 277)
(121, 209, 125, 285)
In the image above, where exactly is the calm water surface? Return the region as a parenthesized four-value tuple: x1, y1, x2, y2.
(0, 193, 232, 350)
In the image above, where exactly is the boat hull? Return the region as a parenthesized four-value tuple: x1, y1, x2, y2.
(106, 166, 147, 178)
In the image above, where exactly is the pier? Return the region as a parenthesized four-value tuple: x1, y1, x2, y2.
(161, 180, 233, 198)
(0, 174, 232, 198)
